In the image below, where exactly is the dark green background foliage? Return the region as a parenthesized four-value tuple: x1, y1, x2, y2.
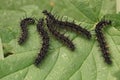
(0, 0, 120, 80)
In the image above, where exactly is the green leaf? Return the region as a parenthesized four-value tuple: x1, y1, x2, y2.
(0, 0, 119, 80)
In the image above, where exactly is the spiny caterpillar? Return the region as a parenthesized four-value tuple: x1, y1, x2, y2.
(42, 10, 91, 39)
(46, 18, 75, 51)
(95, 20, 112, 64)
(18, 18, 35, 45)
(35, 18, 50, 66)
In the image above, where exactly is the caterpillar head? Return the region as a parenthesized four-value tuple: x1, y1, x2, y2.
(104, 20, 111, 25)
(42, 10, 48, 15)
(25, 18, 35, 24)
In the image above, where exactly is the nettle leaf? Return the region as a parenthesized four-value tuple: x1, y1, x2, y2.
(0, 0, 119, 80)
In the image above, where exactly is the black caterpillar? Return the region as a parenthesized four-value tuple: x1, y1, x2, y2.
(43, 10, 91, 39)
(18, 18, 35, 45)
(95, 20, 112, 64)
(35, 18, 50, 66)
(46, 18, 75, 51)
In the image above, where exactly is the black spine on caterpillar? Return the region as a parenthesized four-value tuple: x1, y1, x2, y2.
(42, 10, 91, 39)
(18, 18, 35, 45)
(95, 20, 112, 64)
(46, 18, 75, 51)
(35, 18, 50, 66)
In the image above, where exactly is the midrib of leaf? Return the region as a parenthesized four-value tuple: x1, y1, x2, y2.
(92, 52, 97, 80)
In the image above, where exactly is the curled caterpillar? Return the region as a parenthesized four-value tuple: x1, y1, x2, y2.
(46, 18, 75, 51)
(35, 18, 50, 66)
(43, 10, 91, 39)
(95, 20, 112, 64)
(18, 18, 35, 45)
